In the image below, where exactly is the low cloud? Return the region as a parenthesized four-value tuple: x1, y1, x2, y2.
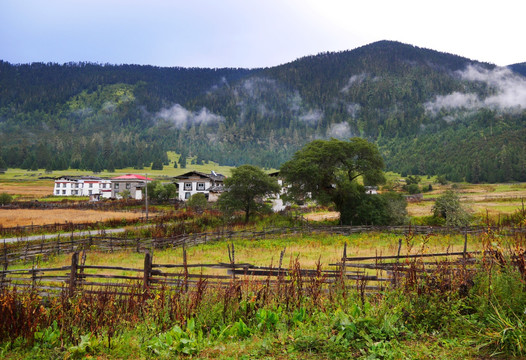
(425, 65, 526, 114)
(299, 109, 323, 124)
(156, 104, 224, 128)
(424, 92, 479, 113)
(341, 73, 368, 93)
(326, 122, 352, 139)
(346, 103, 361, 118)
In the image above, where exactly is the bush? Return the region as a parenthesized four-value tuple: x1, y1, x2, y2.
(405, 183, 421, 194)
(432, 190, 471, 226)
(0, 192, 13, 205)
(187, 193, 208, 212)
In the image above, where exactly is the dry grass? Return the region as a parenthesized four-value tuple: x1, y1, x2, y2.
(32, 231, 474, 279)
(303, 211, 340, 222)
(0, 182, 53, 199)
(0, 209, 144, 227)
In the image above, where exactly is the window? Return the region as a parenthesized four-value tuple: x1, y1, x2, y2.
(197, 182, 205, 191)
(126, 183, 131, 189)
(89, 190, 92, 195)
(184, 183, 192, 190)
(185, 192, 191, 199)
(89, 183, 93, 188)
(56, 190, 60, 195)
(62, 190, 66, 195)
(115, 183, 120, 189)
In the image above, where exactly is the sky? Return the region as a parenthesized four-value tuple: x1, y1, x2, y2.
(0, 0, 524, 69)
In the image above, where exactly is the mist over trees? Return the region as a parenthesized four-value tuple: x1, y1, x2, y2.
(1, 41, 525, 181)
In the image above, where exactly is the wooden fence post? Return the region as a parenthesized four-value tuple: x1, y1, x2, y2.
(341, 242, 347, 277)
(69, 252, 79, 296)
(2, 240, 7, 267)
(463, 229, 468, 260)
(183, 246, 188, 292)
(393, 238, 403, 287)
(143, 251, 152, 290)
(228, 243, 235, 281)
(1, 241, 7, 290)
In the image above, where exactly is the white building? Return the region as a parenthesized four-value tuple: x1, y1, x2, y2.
(53, 176, 112, 199)
(174, 171, 225, 201)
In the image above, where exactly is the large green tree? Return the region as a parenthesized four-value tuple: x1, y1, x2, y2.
(280, 138, 387, 225)
(218, 164, 280, 223)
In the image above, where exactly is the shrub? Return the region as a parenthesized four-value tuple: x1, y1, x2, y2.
(432, 190, 471, 226)
(187, 193, 208, 212)
(0, 192, 13, 205)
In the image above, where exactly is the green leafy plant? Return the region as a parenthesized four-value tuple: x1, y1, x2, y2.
(145, 319, 202, 356)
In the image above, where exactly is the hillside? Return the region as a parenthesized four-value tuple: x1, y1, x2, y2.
(0, 41, 525, 182)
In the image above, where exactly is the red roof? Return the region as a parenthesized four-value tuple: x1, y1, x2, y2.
(111, 174, 153, 181)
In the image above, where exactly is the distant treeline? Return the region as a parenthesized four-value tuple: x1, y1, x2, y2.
(1, 41, 525, 181)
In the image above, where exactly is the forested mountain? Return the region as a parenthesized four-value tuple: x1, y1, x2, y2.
(1, 40, 525, 182)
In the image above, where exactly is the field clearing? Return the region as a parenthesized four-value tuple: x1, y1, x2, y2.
(303, 211, 340, 221)
(0, 208, 144, 227)
(0, 160, 236, 182)
(0, 181, 54, 199)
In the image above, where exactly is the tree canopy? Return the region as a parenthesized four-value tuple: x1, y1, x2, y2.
(217, 165, 280, 223)
(280, 138, 389, 225)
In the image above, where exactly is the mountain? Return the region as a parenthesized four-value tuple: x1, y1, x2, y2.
(0, 41, 525, 182)
(509, 62, 526, 77)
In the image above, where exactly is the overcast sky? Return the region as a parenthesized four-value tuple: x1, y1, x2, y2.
(1, 0, 524, 68)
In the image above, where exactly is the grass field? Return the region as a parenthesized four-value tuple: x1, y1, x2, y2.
(0, 208, 145, 227)
(20, 230, 473, 276)
(406, 182, 526, 218)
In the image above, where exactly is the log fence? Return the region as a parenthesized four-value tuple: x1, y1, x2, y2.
(0, 237, 487, 298)
(2, 224, 525, 268)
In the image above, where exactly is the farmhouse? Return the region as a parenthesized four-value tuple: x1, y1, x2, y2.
(365, 186, 378, 195)
(268, 171, 289, 211)
(111, 174, 152, 200)
(54, 176, 112, 199)
(174, 171, 225, 201)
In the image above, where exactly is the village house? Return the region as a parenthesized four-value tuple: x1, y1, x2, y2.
(365, 186, 378, 195)
(174, 171, 225, 201)
(110, 174, 152, 200)
(54, 176, 112, 199)
(268, 171, 288, 212)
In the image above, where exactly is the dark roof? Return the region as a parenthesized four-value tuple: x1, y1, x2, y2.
(175, 171, 225, 182)
(208, 185, 226, 193)
(56, 175, 103, 181)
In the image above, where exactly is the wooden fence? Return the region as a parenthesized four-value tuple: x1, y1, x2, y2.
(3, 224, 525, 268)
(0, 240, 482, 298)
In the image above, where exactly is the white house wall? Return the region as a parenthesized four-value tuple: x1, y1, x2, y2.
(177, 179, 212, 200)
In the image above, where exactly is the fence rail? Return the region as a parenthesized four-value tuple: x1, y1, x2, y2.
(0, 242, 484, 297)
(3, 224, 525, 267)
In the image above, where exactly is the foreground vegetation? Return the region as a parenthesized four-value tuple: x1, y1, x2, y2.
(2, 225, 526, 359)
